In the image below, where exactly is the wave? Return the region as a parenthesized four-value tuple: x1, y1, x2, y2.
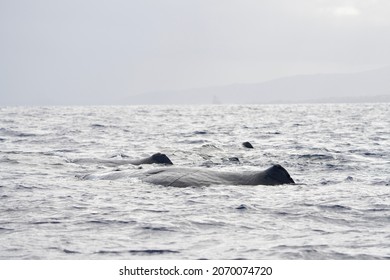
(0, 157, 19, 164)
(63, 249, 81, 254)
(298, 154, 335, 160)
(141, 226, 176, 232)
(95, 249, 179, 255)
(87, 219, 136, 225)
(0, 127, 37, 137)
(317, 204, 352, 211)
(30, 221, 62, 225)
(0, 227, 14, 232)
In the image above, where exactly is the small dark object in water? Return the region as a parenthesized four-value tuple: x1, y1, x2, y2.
(194, 130, 208, 135)
(242, 142, 254, 149)
(228, 157, 240, 162)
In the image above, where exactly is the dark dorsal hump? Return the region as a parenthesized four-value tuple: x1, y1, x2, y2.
(268, 164, 295, 184)
(242, 142, 254, 149)
(150, 153, 173, 165)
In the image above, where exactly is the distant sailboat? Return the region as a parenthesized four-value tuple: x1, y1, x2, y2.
(212, 95, 222, 104)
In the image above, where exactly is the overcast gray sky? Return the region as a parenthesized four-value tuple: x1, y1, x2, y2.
(1, 0, 390, 105)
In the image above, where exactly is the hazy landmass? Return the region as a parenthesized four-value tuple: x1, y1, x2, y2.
(128, 67, 390, 105)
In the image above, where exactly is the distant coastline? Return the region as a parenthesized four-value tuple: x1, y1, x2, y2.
(127, 66, 390, 105)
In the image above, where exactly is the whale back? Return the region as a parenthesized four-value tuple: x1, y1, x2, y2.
(130, 153, 173, 165)
(142, 165, 294, 187)
(150, 153, 173, 165)
(258, 164, 295, 185)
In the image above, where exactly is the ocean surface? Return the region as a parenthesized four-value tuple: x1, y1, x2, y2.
(0, 104, 389, 260)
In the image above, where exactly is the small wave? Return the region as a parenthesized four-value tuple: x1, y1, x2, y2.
(90, 124, 106, 128)
(16, 184, 35, 190)
(0, 227, 14, 232)
(134, 209, 170, 213)
(193, 130, 208, 135)
(192, 220, 227, 228)
(348, 150, 385, 158)
(54, 148, 78, 153)
(371, 180, 390, 186)
(71, 205, 87, 210)
(0, 157, 19, 164)
(319, 179, 340, 185)
(274, 211, 291, 216)
(87, 219, 135, 225)
(126, 249, 180, 255)
(329, 252, 386, 260)
(312, 229, 330, 234)
(317, 204, 352, 211)
(48, 247, 81, 254)
(364, 204, 390, 212)
(179, 139, 208, 144)
(141, 226, 175, 232)
(200, 160, 219, 167)
(0, 128, 37, 137)
(222, 157, 240, 163)
(366, 208, 390, 212)
(298, 154, 334, 160)
(63, 249, 81, 254)
(95, 249, 179, 255)
(31, 221, 62, 225)
(301, 203, 352, 211)
(363, 152, 380, 157)
(272, 245, 340, 259)
(200, 144, 220, 149)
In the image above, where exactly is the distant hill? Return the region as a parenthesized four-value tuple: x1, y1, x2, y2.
(128, 67, 390, 104)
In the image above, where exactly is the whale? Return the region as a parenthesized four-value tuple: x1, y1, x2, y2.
(140, 164, 295, 187)
(242, 141, 254, 149)
(80, 163, 295, 187)
(128, 153, 173, 165)
(71, 152, 173, 166)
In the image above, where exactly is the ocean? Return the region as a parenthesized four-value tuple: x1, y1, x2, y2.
(0, 103, 389, 259)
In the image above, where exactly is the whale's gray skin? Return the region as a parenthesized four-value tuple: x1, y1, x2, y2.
(71, 153, 173, 166)
(80, 164, 295, 187)
(140, 164, 294, 187)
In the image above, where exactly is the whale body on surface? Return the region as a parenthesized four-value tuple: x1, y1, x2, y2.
(140, 164, 295, 187)
(71, 153, 173, 166)
(82, 164, 295, 187)
(77, 152, 295, 187)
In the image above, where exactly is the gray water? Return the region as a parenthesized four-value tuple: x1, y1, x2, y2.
(0, 104, 389, 259)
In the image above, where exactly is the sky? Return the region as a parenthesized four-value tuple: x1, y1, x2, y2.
(1, 0, 390, 105)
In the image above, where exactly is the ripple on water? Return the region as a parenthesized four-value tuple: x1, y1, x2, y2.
(63, 249, 81, 254)
(95, 249, 179, 256)
(141, 226, 176, 232)
(0, 227, 14, 232)
(87, 219, 136, 225)
(317, 204, 352, 211)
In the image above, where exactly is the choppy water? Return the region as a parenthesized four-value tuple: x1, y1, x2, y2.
(0, 104, 389, 260)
